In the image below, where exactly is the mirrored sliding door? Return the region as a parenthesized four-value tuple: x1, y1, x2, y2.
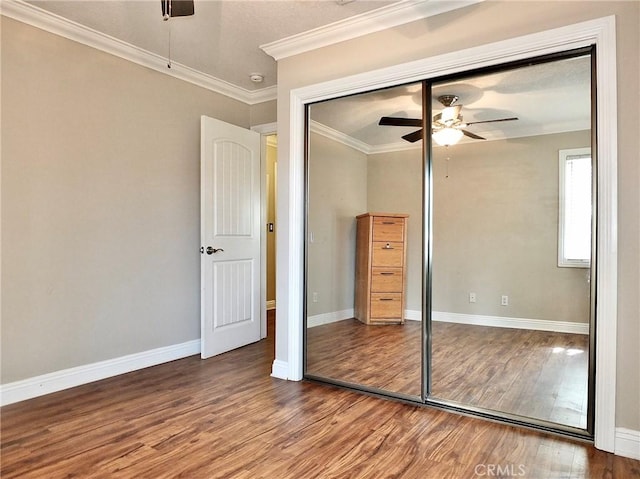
(304, 83, 423, 399)
(429, 52, 594, 431)
(303, 49, 595, 436)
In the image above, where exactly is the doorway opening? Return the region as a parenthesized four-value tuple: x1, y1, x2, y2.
(265, 134, 278, 347)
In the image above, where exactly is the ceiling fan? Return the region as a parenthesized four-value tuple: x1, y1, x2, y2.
(379, 95, 518, 146)
(161, 0, 194, 19)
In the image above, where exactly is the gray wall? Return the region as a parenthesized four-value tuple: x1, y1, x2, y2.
(431, 131, 591, 322)
(307, 133, 368, 317)
(367, 131, 591, 323)
(367, 149, 423, 312)
(276, 1, 639, 430)
(0, 17, 275, 383)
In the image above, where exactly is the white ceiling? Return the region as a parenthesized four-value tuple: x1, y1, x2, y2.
(14, 1, 590, 149)
(309, 55, 592, 151)
(26, 0, 398, 91)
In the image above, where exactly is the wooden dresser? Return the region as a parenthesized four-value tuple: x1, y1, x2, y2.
(354, 213, 408, 325)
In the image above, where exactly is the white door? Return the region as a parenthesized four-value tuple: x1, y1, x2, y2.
(201, 116, 261, 358)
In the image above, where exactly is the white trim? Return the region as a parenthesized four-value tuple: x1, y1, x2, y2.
(260, 0, 484, 61)
(433, 311, 589, 335)
(0, 0, 276, 105)
(266, 300, 276, 310)
(591, 16, 618, 453)
(270, 359, 289, 380)
(0, 340, 200, 406)
(251, 122, 278, 135)
(310, 121, 371, 154)
(286, 87, 306, 382)
(368, 142, 422, 155)
(406, 309, 589, 334)
(310, 120, 420, 155)
(287, 16, 617, 451)
(307, 309, 354, 328)
(615, 428, 640, 460)
(404, 309, 423, 321)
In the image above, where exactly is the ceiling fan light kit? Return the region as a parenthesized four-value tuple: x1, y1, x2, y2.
(433, 127, 464, 147)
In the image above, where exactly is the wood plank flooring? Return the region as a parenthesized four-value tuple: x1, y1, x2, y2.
(307, 319, 588, 429)
(2, 312, 638, 478)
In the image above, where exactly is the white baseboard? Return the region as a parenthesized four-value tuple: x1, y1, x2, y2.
(307, 308, 354, 328)
(404, 310, 589, 335)
(266, 300, 276, 310)
(271, 359, 289, 380)
(615, 428, 640, 460)
(0, 339, 201, 406)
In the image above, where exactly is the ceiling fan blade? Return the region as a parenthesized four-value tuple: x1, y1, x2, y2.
(402, 129, 423, 143)
(461, 129, 486, 140)
(379, 116, 422, 127)
(161, 0, 194, 18)
(465, 117, 518, 126)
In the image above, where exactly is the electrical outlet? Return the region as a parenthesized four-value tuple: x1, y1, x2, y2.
(469, 292, 476, 303)
(501, 295, 509, 306)
(312, 292, 318, 303)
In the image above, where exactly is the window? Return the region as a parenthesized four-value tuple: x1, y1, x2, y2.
(558, 147, 592, 267)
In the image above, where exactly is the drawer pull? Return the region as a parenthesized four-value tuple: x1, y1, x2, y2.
(379, 272, 395, 275)
(379, 298, 394, 301)
(382, 221, 396, 225)
(383, 243, 394, 250)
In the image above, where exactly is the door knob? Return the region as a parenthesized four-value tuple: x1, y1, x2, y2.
(206, 246, 224, 254)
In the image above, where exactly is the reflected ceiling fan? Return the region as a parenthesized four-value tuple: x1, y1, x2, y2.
(379, 95, 518, 146)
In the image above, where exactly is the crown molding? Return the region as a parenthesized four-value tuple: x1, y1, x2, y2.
(0, 0, 276, 105)
(368, 141, 421, 154)
(310, 120, 371, 154)
(260, 0, 484, 61)
(310, 121, 420, 155)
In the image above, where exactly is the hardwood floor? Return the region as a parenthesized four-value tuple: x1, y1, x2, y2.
(307, 319, 588, 429)
(2, 312, 638, 478)
(307, 318, 422, 397)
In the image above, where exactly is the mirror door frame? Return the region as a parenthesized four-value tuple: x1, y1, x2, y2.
(285, 16, 618, 451)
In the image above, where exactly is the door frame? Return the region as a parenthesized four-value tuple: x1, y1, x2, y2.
(252, 122, 278, 339)
(283, 17, 618, 451)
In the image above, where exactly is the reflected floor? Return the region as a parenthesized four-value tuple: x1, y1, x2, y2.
(307, 319, 422, 397)
(306, 319, 588, 429)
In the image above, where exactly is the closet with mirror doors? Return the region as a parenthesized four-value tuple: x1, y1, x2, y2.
(303, 47, 596, 438)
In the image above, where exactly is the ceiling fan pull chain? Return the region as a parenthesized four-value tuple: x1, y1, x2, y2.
(446, 155, 450, 179)
(167, 20, 172, 69)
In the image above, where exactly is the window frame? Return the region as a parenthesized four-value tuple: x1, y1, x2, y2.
(558, 147, 592, 268)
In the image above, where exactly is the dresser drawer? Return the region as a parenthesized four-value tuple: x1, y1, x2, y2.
(371, 268, 403, 292)
(370, 293, 403, 319)
(372, 242, 404, 267)
(373, 217, 404, 243)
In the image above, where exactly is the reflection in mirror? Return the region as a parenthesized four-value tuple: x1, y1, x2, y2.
(430, 54, 593, 430)
(305, 83, 423, 398)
